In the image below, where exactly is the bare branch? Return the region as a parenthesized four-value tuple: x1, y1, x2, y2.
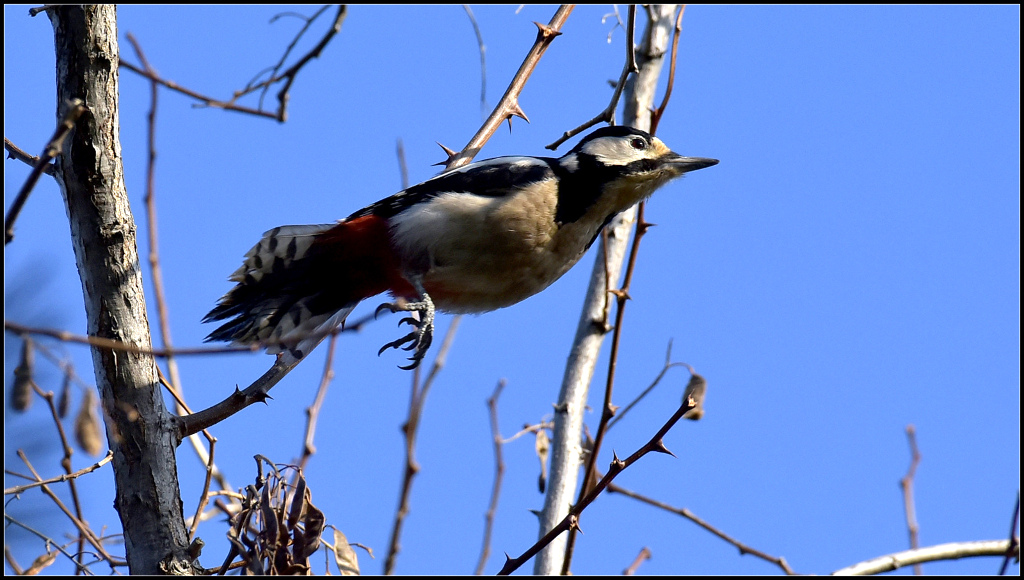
(118, 6, 345, 123)
(999, 493, 1020, 575)
(832, 540, 1018, 576)
(623, 546, 651, 575)
(297, 333, 340, 472)
(500, 372, 707, 575)
(606, 481, 796, 575)
(3, 514, 95, 574)
(385, 316, 462, 574)
(4, 137, 55, 174)
(900, 424, 923, 574)
(463, 5, 489, 118)
(16, 450, 127, 567)
(4, 100, 87, 245)
(5, 451, 113, 495)
(446, 5, 574, 170)
(475, 380, 507, 574)
(649, 5, 686, 136)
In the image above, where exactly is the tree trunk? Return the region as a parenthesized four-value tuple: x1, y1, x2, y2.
(48, 5, 195, 574)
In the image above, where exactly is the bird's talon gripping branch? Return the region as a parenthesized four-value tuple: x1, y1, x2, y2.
(203, 126, 716, 374)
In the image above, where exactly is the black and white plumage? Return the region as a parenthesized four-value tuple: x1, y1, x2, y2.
(205, 126, 717, 368)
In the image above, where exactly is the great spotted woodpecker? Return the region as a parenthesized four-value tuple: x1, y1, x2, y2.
(204, 126, 717, 369)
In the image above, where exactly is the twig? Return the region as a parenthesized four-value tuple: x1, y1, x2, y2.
(607, 341, 691, 430)
(499, 371, 707, 575)
(546, 5, 637, 150)
(4, 137, 55, 174)
(475, 380, 507, 575)
(999, 493, 1020, 575)
(623, 546, 651, 575)
(3, 514, 94, 574)
(463, 5, 488, 119)
(188, 437, 217, 541)
(16, 451, 127, 568)
(5, 100, 87, 245)
(500, 421, 553, 445)
(268, 5, 347, 123)
(26, 379, 89, 572)
(446, 5, 574, 170)
(119, 60, 276, 120)
(119, 6, 346, 123)
(384, 316, 462, 574)
(649, 6, 686, 136)
(900, 424, 923, 574)
(4, 317, 372, 358)
(5, 451, 113, 495)
(248, 5, 331, 112)
(297, 333, 339, 473)
(606, 481, 795, 574)
(832, 540, 1018, 575)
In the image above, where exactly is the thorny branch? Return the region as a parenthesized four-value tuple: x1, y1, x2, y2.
(560, 7, 689, 570)
(4, 100, 87, 245)
(445, 5, 574, 170)
(499, 372, 707, 575)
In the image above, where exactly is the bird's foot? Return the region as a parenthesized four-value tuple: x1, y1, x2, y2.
(375, 293, 435, 370)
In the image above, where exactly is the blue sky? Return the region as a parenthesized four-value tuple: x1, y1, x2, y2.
(4, 5, 1019, 575)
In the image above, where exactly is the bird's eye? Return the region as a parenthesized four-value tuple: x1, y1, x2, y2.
(629, 137, 647, 150)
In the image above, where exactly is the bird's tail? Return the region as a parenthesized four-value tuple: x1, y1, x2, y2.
(204, 222, 387, 361)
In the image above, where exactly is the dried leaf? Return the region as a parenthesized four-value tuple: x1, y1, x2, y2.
(261, 482, 279, 548)
(24, 549, 58, 575)
(333, 529, 360, 575)
(535, 428, 550, 493)
(57, 371, 72, 418)
(11, 337, 35, 412)
(295, 495, 325, 560)
(288, 475, 307, 529)
(74, 388, 104, 456)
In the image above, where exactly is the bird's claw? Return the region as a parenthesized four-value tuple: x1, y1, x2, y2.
(374, 293, 435, 370)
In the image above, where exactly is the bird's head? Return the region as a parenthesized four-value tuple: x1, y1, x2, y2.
(558, 125, 718, 217)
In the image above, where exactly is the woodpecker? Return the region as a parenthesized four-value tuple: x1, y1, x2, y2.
(204, 126, 717, 369)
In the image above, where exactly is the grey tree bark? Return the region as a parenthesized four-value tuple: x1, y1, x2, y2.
(48, 5, 195, 574)
(534, 5, 681, 575)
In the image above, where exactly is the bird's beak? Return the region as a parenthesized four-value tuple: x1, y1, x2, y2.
(662, 153, 719, 174)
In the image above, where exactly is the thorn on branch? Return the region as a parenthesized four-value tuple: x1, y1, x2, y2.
(533, 21, 563, 41)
